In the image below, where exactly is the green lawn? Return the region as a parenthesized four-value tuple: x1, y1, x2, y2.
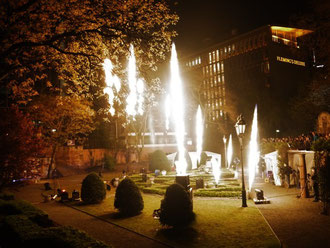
(69, 192, 280, 248)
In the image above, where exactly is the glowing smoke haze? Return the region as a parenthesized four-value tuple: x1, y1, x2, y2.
(248, 105, 260, 191)
(170, 43, 187, 175)
(227, 134, 233, 169)
(196, 105, 203, 164)
(103, 58, 121, 116)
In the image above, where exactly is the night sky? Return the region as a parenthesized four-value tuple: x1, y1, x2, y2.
(172, 0, 313, 56)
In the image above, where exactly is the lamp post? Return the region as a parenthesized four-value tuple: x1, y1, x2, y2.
(235, 114, 247, 207)
(223, 135, 227, 168)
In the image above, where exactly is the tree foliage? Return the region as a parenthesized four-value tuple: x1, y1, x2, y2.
(0, 107, 43, 189)
(289, 0, 330, 133)
(29, 95, 95, 177)
(0, 0, 178, 104)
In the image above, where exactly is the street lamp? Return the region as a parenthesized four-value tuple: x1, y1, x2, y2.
(223, 135, 227, 168)
(235, 114, 247, 207)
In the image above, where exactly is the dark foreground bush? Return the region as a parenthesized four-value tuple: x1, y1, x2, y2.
(159, 183, 195, 227)
(149, 150, 171, 172)
(81, 173, 106, 204)
(0, 199, 53, 227)
(114, 178, 144, 216)
(2, 215, 109, 248)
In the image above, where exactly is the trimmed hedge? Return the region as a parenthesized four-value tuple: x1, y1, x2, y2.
(2, 215, 109, 248)
(81, 172, 106, 204)
(149, 150, 171, 172)
(114, 178, 144, 216)
(159, 183, 195, 227)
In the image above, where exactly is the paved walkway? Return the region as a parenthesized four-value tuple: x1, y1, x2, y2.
(9, 174, 330, 248)
(253, 179, 330, 248)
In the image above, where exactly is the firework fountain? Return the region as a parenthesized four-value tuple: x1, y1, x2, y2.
(227, 134, 233, 169)
(247, 105, 259, 191)
(169, 43, 187, 176)
(196, 105, 203, 165)
(103, 59, 121, 116)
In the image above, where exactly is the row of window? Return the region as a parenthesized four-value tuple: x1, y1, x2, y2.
(207, 33, 268, 64)
(185, 56, 201, 67)
(204, 87, 226, 101)
(272, 35, 298, 47)
(203, 61, 225, 77)
(207, 109, 226, 121)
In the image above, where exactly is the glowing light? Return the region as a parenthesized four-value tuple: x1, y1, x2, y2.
(170, 43, 187, 175)
(248, 105, 259, 191)
(211, 157, 221, 184)
(227, 134, 233, 169)
(165, 95, 171, 131)
(103, 58, 121, 116)
(196, 105, 203, 164)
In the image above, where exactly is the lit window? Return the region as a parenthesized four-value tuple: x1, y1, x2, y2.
(209, 53, 212, 64)
(192, 60, 195, 66)
(218, 75, 221, 83)
(214, 76, 217, 86)
(210, 65, 213, 76)
(206, 66, 209, 75)
(228, 46, 231, 53)
(224, 47, 227, 53)
(219, 98, 222, 106)
(221, 62, 224, 72)
(212, 51, 216, 63)
(232, 44, 235, 51)
(202, 67, 205, 76)
(198, 57, 201, 64)
(216, 111, 219, 118)
(220, 110, 223, 116)
(213, 64, 216, 73)
(216, 50, 219, 61)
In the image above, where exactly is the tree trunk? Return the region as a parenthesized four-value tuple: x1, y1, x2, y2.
(47, 144, 57, 179)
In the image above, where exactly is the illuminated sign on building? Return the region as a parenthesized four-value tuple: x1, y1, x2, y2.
(276, 56, 305, 66)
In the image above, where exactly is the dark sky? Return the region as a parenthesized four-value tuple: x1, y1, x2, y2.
(172, 0, 313, 56)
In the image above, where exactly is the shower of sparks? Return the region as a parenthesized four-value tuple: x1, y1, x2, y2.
(170, 43, 187, 175)
(196, 105, 203, 164)
(227, 134, 233, 169)
(126, 45, 137, 117)
(248, 105, 260, 191)
(165, 94, 171, 131)
(103, 58, 121, 116)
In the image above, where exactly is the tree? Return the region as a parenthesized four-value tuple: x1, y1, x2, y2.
(289, 0, 330, 133)
(29, 95, 95, 178)
(0, 107, 43, 189)
(0, 0, 178, 104)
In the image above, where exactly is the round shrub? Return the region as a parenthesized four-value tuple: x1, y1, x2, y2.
(159, 183, 195, 227)
(174, 150, 193, 171)
(114, 178, 144, 216)
(81, 173, 106, 204)
(149, 150, 171, 172)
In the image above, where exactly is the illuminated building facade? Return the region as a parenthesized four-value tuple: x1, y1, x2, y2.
(182, 25, 313, 139)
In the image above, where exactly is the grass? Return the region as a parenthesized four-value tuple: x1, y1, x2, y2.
(69, 192, 280, 248)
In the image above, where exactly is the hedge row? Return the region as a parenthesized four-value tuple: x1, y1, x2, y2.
(0, 195, 110, 248)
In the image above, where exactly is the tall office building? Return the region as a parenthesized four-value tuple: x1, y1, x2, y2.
(182, 25, 313, 142)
